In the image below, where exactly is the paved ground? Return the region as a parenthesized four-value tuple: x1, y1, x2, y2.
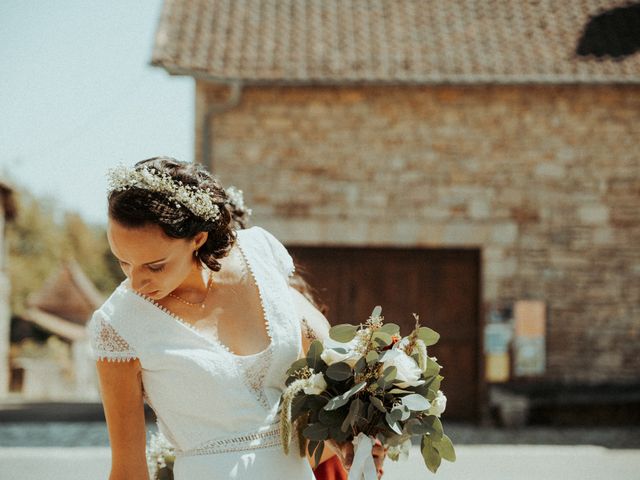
(1, 445, 639, 480)
(1, 419, 639, 479)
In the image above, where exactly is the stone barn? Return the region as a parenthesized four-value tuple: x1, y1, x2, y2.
(151, 0, 640, 422)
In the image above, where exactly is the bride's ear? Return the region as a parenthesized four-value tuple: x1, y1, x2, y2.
(193, 231, 208, 250)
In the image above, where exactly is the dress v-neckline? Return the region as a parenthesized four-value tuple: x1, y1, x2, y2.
(123, 227, 274, 358)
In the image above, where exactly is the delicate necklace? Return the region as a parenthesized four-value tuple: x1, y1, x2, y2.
(168, 270, 213, 310)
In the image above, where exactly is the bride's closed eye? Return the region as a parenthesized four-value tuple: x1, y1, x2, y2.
(148, 264, 166, 273)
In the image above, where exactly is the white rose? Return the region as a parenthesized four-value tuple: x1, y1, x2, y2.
(428, 390, 447, 417)
(303, 373, 328, 395)
(320, 338, 360, 367)
(320, 349, 360, 367)
(379, 349, 425, 388)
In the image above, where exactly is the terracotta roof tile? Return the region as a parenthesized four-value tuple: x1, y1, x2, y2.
(151, 0, 640, 84)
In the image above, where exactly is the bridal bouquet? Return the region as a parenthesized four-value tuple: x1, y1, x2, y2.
(146, 431, 175, 480)
(279, 306, 455, 478)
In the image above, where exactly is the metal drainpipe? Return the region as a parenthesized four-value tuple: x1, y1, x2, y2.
(201, 81, 243, 172)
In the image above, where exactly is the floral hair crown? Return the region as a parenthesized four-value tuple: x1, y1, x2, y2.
(107, 164, 226, 222)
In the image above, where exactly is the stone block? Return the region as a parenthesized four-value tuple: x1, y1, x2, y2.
(577, 204, 609, 225)
(490, 223, 518, 245)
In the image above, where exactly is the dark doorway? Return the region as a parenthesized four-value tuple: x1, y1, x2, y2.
(289, 245, 481, 421)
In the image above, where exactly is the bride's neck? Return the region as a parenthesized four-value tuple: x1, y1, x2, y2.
(174, 262, 210, 295)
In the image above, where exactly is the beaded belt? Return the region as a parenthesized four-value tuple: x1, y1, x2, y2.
(176, 422, 282, 458)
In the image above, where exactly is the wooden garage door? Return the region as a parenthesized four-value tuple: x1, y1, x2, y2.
(288, 246, 481, 421)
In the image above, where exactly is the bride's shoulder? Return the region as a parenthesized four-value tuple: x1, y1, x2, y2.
(92, 280, 144, 322)
(236, 226, 294, 279)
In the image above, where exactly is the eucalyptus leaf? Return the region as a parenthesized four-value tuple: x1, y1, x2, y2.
(326, 362, 353, 381)
(424, 358, 442, 377)
(307, 440, 320, 457)
(376, 366, 397, 389)
(324, 381, 367, 411)
(418, 327, 440, 346)
(314, 440, 325, 467)
(303, 422, 329, 441)
(428, 376, 443, 399)
(379, 323, 400, 335)
(354, 356, 367, 374)
(341, 398, 363, 432)
(434, 434, 456, 462)
(329, 324, 359, 343)
(372, 331, 393, 347)
(388, 407, 403, 422)
(385, 412, 403, 435)
(286, 357, 308, 376)
(389, 387, 413, 394)
(421, 435, 442, 473)
(370, 396, 386, 413)
(401, 393, 431, 411)
(371, 306, 382, 318)
(422, 415, 444, 441)
(306, 340, 325, 371)
(392, 404, 411, 421)
(290, 393, 307, 420)
(366, 351, 379, 365)
(330, 425, 350, 443)
(406, 419, 436, 435)
(318, 407, 347, 427)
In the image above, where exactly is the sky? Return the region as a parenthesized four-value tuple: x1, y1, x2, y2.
(1, 0, 193, 225)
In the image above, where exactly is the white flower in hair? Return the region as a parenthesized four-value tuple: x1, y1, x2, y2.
(225, 186, 252, 217)
(107, 164, 221, 222)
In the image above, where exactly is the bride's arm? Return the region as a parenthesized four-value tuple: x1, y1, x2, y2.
(96, 359, 150, 480)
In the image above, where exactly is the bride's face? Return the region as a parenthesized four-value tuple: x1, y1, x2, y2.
(107, 219, 205, 299)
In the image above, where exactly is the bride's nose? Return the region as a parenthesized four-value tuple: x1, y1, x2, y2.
(130, 272, 151, 293)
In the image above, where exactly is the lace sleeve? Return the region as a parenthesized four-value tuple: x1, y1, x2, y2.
(87, 310, 138, 362)
(257, 227, 296, 279)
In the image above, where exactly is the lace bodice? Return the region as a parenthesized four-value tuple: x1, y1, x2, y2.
(87, 226, 302, 456)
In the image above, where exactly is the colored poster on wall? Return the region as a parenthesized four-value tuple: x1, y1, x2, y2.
(513, 300, 546, 376)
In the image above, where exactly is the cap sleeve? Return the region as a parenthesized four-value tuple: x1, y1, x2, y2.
(87, 310, 138, 362)
(256, 227, 296, 279)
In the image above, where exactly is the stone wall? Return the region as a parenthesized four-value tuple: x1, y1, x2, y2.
(196, 83, 640, 384)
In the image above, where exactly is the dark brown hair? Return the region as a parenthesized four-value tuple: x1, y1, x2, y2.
(108, 156, 248, 272)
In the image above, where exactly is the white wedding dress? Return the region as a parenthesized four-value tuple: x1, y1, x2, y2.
(88, 226, 315, 480)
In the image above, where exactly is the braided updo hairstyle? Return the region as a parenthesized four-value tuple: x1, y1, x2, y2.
(108, 156, 249, 272)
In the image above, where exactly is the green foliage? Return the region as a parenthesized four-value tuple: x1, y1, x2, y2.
(303, 422, 329, 441)
(401, 393, 430, 411)
(418, 327, 440, 346)
(6, 187, 122, 315)
(282, 305, 456, 475)
(324, 381, 367, 411)
(421, 435, 442, 473)
(329, 324, 358, 342)
(306, 340, 327, 372)
(325, 362, 353, 381)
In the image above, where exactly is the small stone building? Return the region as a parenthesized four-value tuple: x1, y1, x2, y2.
(11, 260, 104, 400)
(151, 1, 640, 420)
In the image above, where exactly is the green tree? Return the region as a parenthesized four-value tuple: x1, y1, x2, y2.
(6, 187, 121, 315)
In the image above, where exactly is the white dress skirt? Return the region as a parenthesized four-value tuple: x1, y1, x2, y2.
(88, 226, 316, 480)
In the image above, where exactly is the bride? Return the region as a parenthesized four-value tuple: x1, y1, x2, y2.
(89, 157, 386, 479)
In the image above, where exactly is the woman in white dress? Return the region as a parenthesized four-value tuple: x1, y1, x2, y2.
(89, 157, 385, 480)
